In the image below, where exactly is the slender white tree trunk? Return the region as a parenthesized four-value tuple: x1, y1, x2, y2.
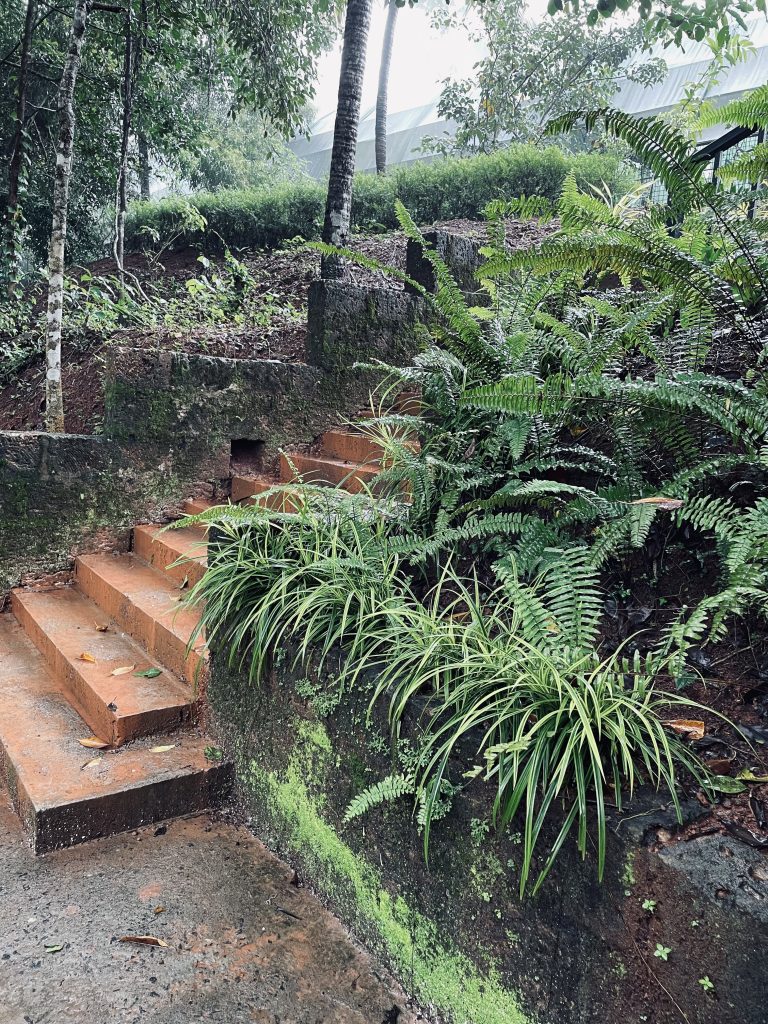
(375, 0, 398, 175)
(45, 0, 89, 433)
(5, 0, 37, 298)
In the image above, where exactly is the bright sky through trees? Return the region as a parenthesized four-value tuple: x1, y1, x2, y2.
(312, 2, 487, 116)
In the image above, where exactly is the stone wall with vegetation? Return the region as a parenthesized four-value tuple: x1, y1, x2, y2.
(209, 650, 768, 1024)
(104, 346, 380, 466)
(306, 281, 427, 372)
(0, 278, 415, 591)
(0, 432, 130, 592)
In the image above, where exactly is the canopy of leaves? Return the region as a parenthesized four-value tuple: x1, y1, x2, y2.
(552, 0, 767, 47)
(424, 0, 666, 156)
(0, 0, 339, 264)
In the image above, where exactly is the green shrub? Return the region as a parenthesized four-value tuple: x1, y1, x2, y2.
(125, 144, 630, 252)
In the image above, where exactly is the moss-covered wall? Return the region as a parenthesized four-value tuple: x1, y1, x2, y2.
(104, 347, 382, 463)
(210, 651, 768, 1024)
(0, 347, 385, 592)
(0, 428, 227, 593)
(306, 281, 428, 372)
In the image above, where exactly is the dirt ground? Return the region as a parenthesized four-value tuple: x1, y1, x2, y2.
(0, 233, 409, 436)
(0, 788, 415, 1024)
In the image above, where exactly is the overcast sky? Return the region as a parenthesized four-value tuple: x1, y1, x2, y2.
(311, 2, 768, 125)
(312, 2, 490, 118)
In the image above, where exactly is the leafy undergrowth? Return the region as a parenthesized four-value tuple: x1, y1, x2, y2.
(0, 231, 410, 433)
(177, 89, 768, 893)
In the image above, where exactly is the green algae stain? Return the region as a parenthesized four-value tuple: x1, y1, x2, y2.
(248, 720, 530, 1024)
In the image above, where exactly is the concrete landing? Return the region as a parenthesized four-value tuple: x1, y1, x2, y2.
(0, 790, 412, 1024)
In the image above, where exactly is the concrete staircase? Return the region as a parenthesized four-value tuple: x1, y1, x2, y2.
(232, 416, 417, 504)
(0, 416, 411, 855)
(0, 511, 228, 855)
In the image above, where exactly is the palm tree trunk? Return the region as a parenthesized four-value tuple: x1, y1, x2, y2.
(5, 0, 37, 297)
(45, 0, 89, 434)
(375, 0, 398, 175)
(321, 0, 373, 279)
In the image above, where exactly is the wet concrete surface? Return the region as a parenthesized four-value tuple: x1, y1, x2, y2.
(0, 790, 413, 1024)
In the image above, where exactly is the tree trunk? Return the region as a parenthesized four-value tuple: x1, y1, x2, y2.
(45, 0, 89, 434)
(321, 0, 373, 279)
(138, 134, 150, 200)
(136, 0, 150, 201)
(114, 0, 133, 285)
(375, 0, 398, 175)
(4, 0, 37, 296)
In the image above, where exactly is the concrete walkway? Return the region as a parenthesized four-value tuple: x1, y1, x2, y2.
(0, 790, 413, 1024)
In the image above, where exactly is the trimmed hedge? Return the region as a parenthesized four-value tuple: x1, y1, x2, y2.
(125, 145, 631, 252)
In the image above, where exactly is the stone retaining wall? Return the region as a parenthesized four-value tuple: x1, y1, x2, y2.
(104, 346, 380, 466)
(210, 648, 768, 1024)
(0, 432, 130, 592)
(306, 281, 428, 372)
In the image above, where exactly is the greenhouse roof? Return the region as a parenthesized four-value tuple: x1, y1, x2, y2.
(292, 15, 768, 178)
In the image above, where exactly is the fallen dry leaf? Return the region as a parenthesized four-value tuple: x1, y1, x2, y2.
(78, 652, 97, 663)
(119, 935, 168, 948)
(154, 905, 166, 915)
(95, 624, 109, 633)
(150, 744, 176, 753)
(664, 719, 705, 741)
(110, 665, 135, 677)
(81, 757, 103, 770)
(631, 496, 684, 511)
(78, 737, 109, 749)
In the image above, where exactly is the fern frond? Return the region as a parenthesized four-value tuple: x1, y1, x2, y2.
(545, 109, 703, 214)
(344, 774, 414, 822)
(695, 84, 768, 132)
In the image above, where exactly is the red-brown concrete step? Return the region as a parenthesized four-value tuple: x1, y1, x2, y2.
(74, 553, 206, 686)
(231, 475, 304, 510)
(0, 615, 230, 855)
(11, 587, 197, 747)
(279, 453, 380, 494)
(322, 428, 420, 465)
(321, 429, 386, 465)
(133, 524, 207, 588)
(182, 498, 214, 516)
(357, 390, 423, 418)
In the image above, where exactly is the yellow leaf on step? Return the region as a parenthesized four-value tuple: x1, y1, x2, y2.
(78, 652, 97, 663)
(81, 758, 103, 770)
(95, 624, 109, 633)
(78, 737, 109, 749)
(110, 665, 135, 676)
(119, 935, 168, 947)
(150, 745, 176, 753)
